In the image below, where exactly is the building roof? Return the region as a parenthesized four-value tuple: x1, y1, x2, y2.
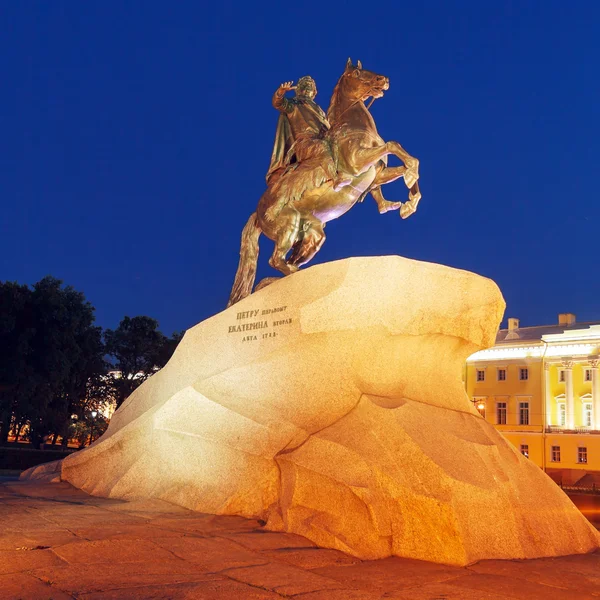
(496, 321, 600, 344)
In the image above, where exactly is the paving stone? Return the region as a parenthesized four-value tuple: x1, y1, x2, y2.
(151, 535, 267, 570)
(528, 552, 600, 578)
(2, 515, 67, 531)
(0, 571, 74, 600)
(384, 580, 515, 599)
(6, 481, 91, 500)
(449, 572, 599, 600)
(78, 578, 284, 599)
(294, 590, 383, 600)
(30, 509, 147, 529)
(261, 546, 361, 569)
(52, 538, 176, 564)
(311, 556, 463, 592)
(149, 513, 264, 535)
(2, 481, 600, 599)
(223, 561, 345, 596)
(469, 556, 600, 594)
(70, 523, 185, 541)
(0, 530, 77, 550)
(32, 562, 222, 594)
(0, 548, 67, 575)
(100, 498, 191, 515)
(222, 530, 317, 551)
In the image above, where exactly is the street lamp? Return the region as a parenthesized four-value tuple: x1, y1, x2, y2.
(471, 399, 486, 418)
(90, 410, 98, 445)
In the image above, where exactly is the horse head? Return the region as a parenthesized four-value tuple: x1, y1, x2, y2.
(327, 59, 390, 124)
(342, 58, 389, 101)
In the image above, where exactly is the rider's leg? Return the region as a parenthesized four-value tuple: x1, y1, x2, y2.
(268, 208, 302, 275)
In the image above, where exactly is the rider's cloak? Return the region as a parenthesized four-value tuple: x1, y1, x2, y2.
(266, 97, 330, 183)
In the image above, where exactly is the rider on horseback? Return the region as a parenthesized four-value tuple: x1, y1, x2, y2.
(264, 76, 350, 222)
(228, 60, 421, 307)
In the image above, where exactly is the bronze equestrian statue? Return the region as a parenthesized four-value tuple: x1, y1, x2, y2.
(228, 59, 421, 306)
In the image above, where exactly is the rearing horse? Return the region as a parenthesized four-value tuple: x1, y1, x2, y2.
(228, 59, 421, 306)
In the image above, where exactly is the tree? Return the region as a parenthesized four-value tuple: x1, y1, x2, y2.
(104, 317, 182, 408)
(0, 282, 35, 445)
(0, 277, 106, 447)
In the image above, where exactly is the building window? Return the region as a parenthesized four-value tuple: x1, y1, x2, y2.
(551, 446, 561, 462)
(584, 369, 592, 382)
(558, 403, 566, 427)
(497, 368, 506, 381)
(578, 447, 588, 464)
(584, 403, 592, 427)
(519, 402, 530, 425)
(519, 368, 529, 381)
(520, 444, 529, 458)
(476, 369, 485, 382)
(559, 370, 566, 382)
(496, 402, 507, 425)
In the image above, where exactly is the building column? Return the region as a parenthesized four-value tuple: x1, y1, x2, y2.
(591, 360, 600, 430)
(563, 360, 575, 429)
(544, 363, 552, 427)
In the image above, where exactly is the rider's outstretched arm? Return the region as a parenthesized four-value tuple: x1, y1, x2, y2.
(273, 82, 295, 114)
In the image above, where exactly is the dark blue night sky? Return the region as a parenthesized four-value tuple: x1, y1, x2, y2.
(2, 2, 599, 335)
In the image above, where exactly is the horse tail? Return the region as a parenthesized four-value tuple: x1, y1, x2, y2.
(227, 212, 262, 307)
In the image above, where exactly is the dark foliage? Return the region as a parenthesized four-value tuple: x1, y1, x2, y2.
(0, 278, 183, 447)
(0, 277, 106, 447)
(104, 317, 182, 408)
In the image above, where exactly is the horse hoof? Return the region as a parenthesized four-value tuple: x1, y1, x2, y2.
(400, 205, 414, 220)
(255, 277, 282, 292)
(379, 202, 402, 214)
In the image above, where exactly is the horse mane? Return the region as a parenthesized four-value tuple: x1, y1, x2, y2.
(326, 74, 345, 124)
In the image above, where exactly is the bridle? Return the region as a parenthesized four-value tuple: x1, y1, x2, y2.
(331, 74, 386, 125)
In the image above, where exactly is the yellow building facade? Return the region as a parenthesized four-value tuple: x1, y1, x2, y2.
(466, 314, 600, 484)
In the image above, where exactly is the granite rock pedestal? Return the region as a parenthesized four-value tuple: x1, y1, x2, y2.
(23, 256, 600, 565)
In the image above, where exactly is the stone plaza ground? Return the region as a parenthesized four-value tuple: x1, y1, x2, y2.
(1, 479, 600, 599)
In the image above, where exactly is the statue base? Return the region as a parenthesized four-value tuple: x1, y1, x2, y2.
(23, 256, 600, 565)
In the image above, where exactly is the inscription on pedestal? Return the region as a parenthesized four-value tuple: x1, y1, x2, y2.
(227, 305, 292, 342)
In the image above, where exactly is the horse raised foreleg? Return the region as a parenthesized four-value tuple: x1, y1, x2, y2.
(370, 186, 403, 214)
(349, 143, 419, 188)
(370, 169, 422, 218)
(400, 182, 422, 220)
(372, 165, 407, 186)
(350, 144, 390, 173)
(268, 208, 302, 276)
(385, 141, 419, 188)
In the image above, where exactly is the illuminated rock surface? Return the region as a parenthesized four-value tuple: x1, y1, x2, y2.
(22, 256, 600, 565)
